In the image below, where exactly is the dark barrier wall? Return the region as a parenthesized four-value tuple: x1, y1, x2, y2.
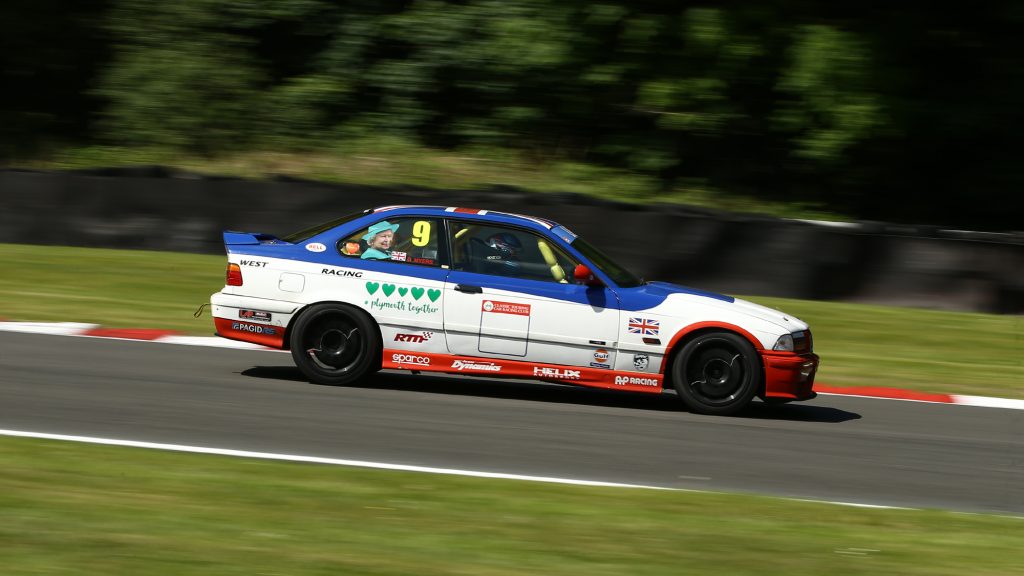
(2, 168, 1021, 313)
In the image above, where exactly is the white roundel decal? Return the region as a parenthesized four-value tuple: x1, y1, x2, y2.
(482, 300, 494, 312)
(305, 242, 327, 253)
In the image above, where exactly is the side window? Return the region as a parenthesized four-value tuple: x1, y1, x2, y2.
(449, 222, 579, 283)
(339, 217, 441, 267)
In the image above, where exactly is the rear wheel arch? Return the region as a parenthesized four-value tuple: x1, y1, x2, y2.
(287, 301, 384, 383)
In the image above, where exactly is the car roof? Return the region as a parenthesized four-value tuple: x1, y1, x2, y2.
(371, 205, 562, 232)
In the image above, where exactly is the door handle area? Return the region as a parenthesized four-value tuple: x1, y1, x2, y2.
(454, 284, 483, 294)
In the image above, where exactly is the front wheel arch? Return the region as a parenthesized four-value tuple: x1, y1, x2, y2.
(665, 328, 764, 415)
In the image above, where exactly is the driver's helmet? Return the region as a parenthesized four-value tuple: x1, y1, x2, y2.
(486, 232, 522, 258)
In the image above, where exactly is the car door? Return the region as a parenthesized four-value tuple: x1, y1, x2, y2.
(328, 215, 450, 358)
(442, 220, 621, 371)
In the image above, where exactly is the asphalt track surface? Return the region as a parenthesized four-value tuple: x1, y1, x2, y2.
(2, 331, 1021, 515)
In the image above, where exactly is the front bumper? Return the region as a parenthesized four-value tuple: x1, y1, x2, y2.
(760, 351, 819, 400)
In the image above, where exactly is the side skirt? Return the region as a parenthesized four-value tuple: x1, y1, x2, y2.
(382, 349, 663, 393)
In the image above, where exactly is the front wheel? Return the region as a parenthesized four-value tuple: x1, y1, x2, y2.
(671, 331, 761, 415)
(289, 303, 380, 385)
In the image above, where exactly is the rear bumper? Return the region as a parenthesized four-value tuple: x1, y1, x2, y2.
(211, 291, 297, 349)
(760, 351, 819, 400)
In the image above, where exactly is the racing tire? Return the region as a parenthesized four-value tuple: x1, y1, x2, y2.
(289, 303, 380, 385)
(671, 331, 761, 416)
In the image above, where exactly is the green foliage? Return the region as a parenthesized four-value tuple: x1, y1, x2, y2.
(4, 1, 1024, 228)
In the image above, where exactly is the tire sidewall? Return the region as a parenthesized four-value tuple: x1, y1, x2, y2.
(672, 331, 761, 415)
(289, 303, 381, 385)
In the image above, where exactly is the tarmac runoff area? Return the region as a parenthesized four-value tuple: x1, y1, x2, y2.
(0, 320, 1020, 411)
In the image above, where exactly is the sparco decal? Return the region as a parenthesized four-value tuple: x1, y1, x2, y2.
(391, 353, 430, 365)
(239, 309, 272, 322)
(394, 332, 433, 343)
(451, 360, 501, 372)
(533, 367, 581, 380)
(614, 375, 659, 387)
(231, 322, 277, 335)
(239, 259, 267, 268)
(321, 268, 363, 277)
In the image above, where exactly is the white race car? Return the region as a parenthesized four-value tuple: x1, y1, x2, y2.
(211, 206, 818, 415)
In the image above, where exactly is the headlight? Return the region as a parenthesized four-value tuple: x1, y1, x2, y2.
(773, 334, 794, 352)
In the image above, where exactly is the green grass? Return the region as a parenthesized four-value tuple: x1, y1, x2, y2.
(1, 436, 1021, 576)
(11, 141, 845, 222)
(0, 243, 1020, 398)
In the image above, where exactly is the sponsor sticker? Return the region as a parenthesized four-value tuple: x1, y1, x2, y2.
(627, 317, 660, 336)
(321, 268, 363, 277)
(481, 300, 531, 315)
(305, 242, 327, 253)
(614, 375, 659, 387)
(589, 362, 611, 369)
(231, 322, 277, 335)
(412, 257, 435, 265)
(633, 354, 650, 371)
(593, 348, 609, 363)
(451, 360, 501, 372)
(391, 353, 430, 365)
(239, 259, 267, 268)
(533, 367, 581, 380)
(394, 332, 433, 343)
(239, 310, 272, 323)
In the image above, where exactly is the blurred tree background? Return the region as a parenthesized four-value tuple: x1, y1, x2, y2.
(2, 0, 1021, 229)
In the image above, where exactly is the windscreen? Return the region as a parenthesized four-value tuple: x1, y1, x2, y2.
(570, 236, 644, 288)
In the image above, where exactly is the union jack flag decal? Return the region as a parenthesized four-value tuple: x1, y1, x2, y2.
(628, 317, 660, 336)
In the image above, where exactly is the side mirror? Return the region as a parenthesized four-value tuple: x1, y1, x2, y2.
(573, 264, 602, 287)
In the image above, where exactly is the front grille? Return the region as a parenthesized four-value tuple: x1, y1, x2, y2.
(793, 330, 813, 354)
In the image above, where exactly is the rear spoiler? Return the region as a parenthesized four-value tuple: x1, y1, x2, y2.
(223, 231, 287, 246)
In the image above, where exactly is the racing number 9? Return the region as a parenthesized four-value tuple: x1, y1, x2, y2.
(411, 221, 431, 247)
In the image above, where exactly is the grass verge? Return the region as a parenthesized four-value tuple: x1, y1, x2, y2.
(0, 243, 1020, 398)
(1, 436, 1022, 576)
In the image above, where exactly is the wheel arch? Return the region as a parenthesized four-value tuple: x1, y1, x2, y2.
(659, 322, 766, 392)
(284, 301, 383, 365)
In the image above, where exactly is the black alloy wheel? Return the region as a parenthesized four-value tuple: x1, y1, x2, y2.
(289, 303, 380, 385)
(672, 331, 761, 415)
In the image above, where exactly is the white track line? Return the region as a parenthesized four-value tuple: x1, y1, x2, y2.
(0, 429, 667, 490)
(1, 428, 920, 510)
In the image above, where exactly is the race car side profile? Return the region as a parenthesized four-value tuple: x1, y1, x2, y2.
(210, 206, 818, 415)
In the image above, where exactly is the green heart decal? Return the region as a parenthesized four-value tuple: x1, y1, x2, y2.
(382, 283, 396, 297)
(365, 282, 379, 295)
(410, 287, 425, 300)
(427, 289, 441, 302)
(398, 287, 409, 297)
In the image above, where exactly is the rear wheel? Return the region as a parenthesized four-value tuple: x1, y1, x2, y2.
(672, 331, 761, 415)
(289, 303, 380, 385)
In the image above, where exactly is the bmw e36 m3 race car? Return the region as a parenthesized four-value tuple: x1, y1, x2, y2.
(211, 206, 818, 415)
